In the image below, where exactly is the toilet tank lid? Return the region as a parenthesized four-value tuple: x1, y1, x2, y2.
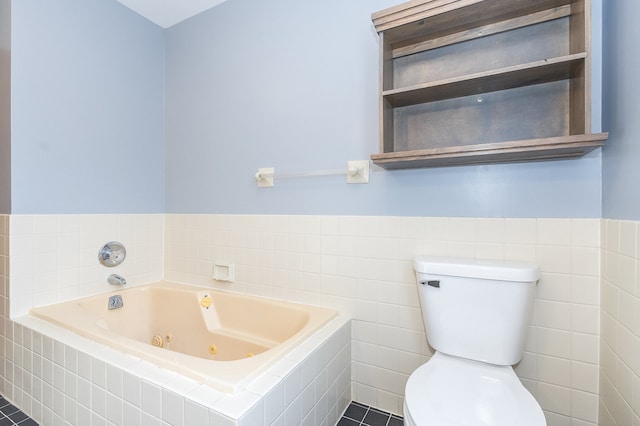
(414, 256, 540, 282)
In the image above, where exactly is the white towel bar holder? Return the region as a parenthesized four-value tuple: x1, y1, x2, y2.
(255, 160, 370, 187)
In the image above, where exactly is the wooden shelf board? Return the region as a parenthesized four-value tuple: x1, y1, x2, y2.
(374, 0, 573, 43)
(383, 53, 586, 107)
(392, 5, 571, 59)
(370, 133, 608, 169)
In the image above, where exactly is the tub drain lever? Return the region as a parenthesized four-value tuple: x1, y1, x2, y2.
(108, 295, 123, 310)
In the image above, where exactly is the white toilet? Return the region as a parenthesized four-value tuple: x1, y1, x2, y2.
(404, 256, 546, 426)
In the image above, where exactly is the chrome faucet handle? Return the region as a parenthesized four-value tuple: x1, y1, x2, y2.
(99, 242, 126, 267)
(108, 274, 127, 286)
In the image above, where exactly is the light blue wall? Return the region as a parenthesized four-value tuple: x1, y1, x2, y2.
(0, 0, 10, 214)
(7, 0, 607, 217)
(165, 0, 604, 217)
(10, 0, 165, 214)
(602, 0, 640, 220)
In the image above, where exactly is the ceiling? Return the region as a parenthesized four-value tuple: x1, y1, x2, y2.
(115, 0, 228, 28)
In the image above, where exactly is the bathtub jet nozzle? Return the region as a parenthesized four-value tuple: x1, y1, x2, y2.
(108, 274, 127, 286)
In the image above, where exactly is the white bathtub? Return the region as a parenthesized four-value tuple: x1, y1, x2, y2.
(30, 281, 338, 394)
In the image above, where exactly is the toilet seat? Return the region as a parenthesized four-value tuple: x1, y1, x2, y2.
(404, 352, 546, 426)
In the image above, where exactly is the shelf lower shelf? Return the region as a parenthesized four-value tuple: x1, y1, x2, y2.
(370, 133, 608, 169)
(383, 53, 587, 107)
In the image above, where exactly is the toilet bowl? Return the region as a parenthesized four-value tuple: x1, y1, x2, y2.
(406, 257, 546, 426)
(404, 352, 545, 426)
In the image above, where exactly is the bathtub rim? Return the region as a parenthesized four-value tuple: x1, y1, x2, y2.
(15, 310, 351, 422)
(27, 280, 339, 395)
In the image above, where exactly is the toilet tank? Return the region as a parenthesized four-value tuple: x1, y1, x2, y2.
(414, 256, 539, 366)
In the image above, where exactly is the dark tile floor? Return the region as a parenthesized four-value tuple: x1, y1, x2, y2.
(0, 394, 392, 426)
(0, 398, 37, 426)
(338, 401, 404, 426)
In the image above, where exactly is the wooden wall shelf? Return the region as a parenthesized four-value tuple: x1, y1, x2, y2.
(371, 133, 608, 169)
(371, 0, 607, 169)
(383, 53, 587, 107)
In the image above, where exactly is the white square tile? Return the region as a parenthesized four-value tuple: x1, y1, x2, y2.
(52, 387, 65, 417)
(537, 328, 572, 359)
(122, 371, 142, 407)
(210, 391, 261, 421)
(503, 244, 536, 263)
(106, 392, 123, 425)
(184, 385, 224, 409)
(537, 219, 572, 246)
(538, 273, 572, 302)
(64, 345, 77, 373)
(77, 351, 92, 381)
(141, 411, 162, 426)
(263, 381, 285, 425)
(571, 247, 600, 276)
(123, 402, 142, 426)
(64, 370, 77, 399)
(284, 369, 301, 408)
(140, 380, 162, 418)
(91, 384, 107, 418)
(284, 396, 301, 426)
(91, 358, 107, 388)
(619, 255, 637, 295)
(571, 304, 600, 335)
(209, 409, 237, 426)
(619, 221, 637, 258)
(537, 382, 571, 416)
(537, 246, 572, 274)
(475, 218, 505, 243)
(537, 355, 571, 387)
(184, 399, 209, 426)
(162, 389, 184, 426)
(571, 275, 599, 306)
(571, 219, 600, 248)
(74, 403, 91, 426)
(605, 220, 620, 252)
(447, 218, 476, 242)
(77, 377, 91, 409)
(106, 364, 123, 398)
(422, 217, 450, 241)
(571, 333, 599, 364)
(537, 300, 571, 331)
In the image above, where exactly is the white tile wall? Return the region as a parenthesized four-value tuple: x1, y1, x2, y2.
(0, 215, 8, 350)
(599, 219, 640, 426)
(9, 214, 164, 317)
(164, 215, 602, 425)
(1, 214, 608, 425)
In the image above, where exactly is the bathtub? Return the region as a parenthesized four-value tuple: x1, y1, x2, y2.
(30, 281, 338, 394)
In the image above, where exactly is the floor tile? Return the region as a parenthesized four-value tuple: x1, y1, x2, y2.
(343, 403, 368, 422)
(0, 394, 38, 426)
(363, 408, 391, 426)
(337, 417, 361, 426)
(338, 401, 403, 426)
(388, 415, 404, 426)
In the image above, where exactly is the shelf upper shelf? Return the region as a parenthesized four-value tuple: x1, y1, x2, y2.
(383, 52, 587, 107)
(371, 133, 608, 169)
(373, 0, 575, 44)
